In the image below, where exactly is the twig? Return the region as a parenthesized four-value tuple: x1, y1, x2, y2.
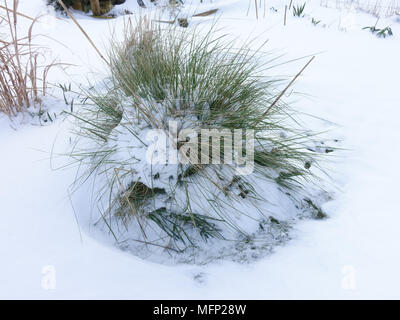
(56, 0, 109, 66)
(263, 0, 266, 18)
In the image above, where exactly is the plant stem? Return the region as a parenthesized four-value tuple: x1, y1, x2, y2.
(257, 56, 315, 122)
(56, 0, 109, 65)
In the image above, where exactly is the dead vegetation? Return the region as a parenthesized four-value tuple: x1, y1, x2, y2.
(0, 0, 55, 118)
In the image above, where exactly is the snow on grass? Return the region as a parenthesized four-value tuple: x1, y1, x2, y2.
(320, 0, 400, 17)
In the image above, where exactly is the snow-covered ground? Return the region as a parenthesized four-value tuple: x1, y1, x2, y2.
(0, 0, 399, 299)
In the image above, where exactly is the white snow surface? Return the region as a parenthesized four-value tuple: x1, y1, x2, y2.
(0, 0, 400, 298)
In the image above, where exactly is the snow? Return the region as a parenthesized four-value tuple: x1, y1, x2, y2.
(0, 0, 399, 299)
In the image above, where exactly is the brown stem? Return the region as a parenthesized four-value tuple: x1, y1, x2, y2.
(0, 4, 34, 21)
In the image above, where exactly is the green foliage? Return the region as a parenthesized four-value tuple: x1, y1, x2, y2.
(363, 26, 393, 38)
(69, 20, 324, 252)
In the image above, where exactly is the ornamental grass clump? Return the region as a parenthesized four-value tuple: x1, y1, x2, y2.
(0, 1, 54, 118)
(70, 19, 327, 260)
